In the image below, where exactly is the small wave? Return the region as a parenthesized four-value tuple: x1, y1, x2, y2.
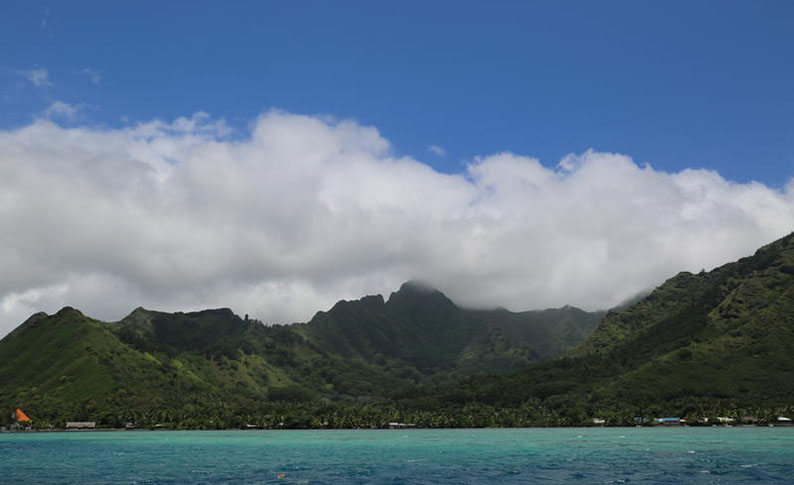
(740, 463, 760, 468)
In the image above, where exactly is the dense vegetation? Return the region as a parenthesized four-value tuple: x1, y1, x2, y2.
(0, 283, 602, 428)
(415, 231, 794, 422)
(297, 282, 603, 382)
(2, 232, 793, 429)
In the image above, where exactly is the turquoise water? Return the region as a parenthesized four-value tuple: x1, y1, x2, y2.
(1, 428, 793, 483)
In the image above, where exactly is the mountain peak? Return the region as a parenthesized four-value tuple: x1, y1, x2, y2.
(127, 306, 151, 316)
(184, 308, 237, 319)
(0, 311, 50, 343)
(23, 311, 49, 324)
(54, 306, 84, 319)
(118, 307, 155, 328)
(395, 280, 438, 294)
(387, 281, 457, 312)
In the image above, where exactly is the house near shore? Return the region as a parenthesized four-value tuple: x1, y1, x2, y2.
(8, 408, 32, 430)
(654, 417, 684, 426)
(388, 422, 416, 429)
(14, 409, 31, 423)
(65, 421, 96, 429)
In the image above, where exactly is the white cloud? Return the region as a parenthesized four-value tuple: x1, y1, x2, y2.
(78, 67, 102, 84)
(40, 100, 92, 122)
(428, 144, 446, 157)
(17, 68, 52, 87)
(0, 110, 793, 336)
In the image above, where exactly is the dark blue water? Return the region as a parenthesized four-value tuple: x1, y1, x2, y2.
(1, 427, 792, 483)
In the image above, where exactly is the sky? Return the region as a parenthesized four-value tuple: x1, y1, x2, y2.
(0, 1, 793, 336)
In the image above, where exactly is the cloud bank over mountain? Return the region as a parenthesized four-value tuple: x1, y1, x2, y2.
(1, 110, 793, 336)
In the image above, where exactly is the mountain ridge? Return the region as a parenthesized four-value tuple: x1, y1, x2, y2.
(0, 282, 603, 427)
(3, 232, 793, 428)
(423, 231, 794, 422)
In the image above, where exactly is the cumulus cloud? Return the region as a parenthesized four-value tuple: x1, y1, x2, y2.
(0, 110, 793, 336)
(17, 68, 52, 87)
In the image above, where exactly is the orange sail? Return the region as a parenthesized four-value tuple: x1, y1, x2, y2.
(15, 408, 31, 422)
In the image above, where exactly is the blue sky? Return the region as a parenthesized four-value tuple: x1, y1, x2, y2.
(2, 1, 792, 186)
(1, 2, 794, 333)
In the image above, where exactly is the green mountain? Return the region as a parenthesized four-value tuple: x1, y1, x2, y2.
(437, 231, 794, 422)
(297, 281, 603, 381)
(0, 283, 601, 427)
(5, 232, 792, 429)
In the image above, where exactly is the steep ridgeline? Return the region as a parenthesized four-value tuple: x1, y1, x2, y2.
(298, 282, 604, 381)
(108, 307, 406, 400)
(0, 283, 603, 426)
(0, 307, 407, 426)
(0, 307, 190, 411)
(445, 232, 794, 417)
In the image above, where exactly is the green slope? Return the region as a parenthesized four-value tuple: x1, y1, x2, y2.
(297, 282, 603, 381)
(0, 308, 121, 403)
(0, 283, 603, 426)
(109, 306, 414, 401)
(0, 307, 224, 426)
(5, 228, 794, 429)
(441, 231, 794, 420)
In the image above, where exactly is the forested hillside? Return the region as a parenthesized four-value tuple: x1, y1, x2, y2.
(0, 283, 601, 428)
(424, 231, 794, 423)
(3, 233, 792, 429)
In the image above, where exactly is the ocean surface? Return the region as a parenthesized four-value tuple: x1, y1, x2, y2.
(2, 427, 793, 484)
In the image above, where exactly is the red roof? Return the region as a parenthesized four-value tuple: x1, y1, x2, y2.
(15, 408, 31, 422)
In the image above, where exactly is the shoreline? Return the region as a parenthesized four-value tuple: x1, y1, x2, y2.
(3, 424, 793, 433)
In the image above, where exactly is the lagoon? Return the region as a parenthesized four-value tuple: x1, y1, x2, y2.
(2, 427, 793, 483)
